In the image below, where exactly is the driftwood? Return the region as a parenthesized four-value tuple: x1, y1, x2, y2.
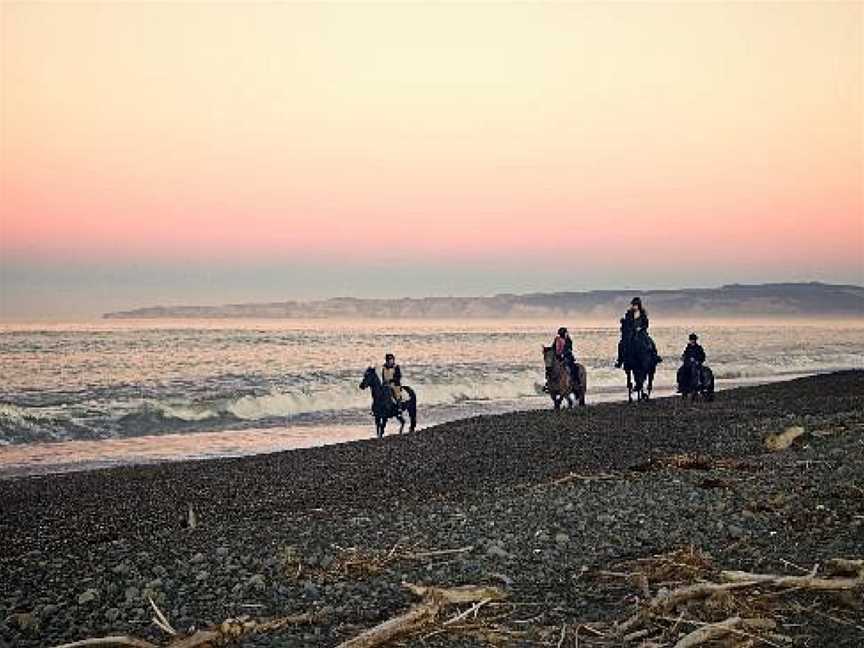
(721, 567, 864, 591)
(49, 612, 318, 648)
(673, 616, 775, 648)
(618, 581, 757, 635)
(613, 554, 864, 645)
(336, 582, 508, 648)
(50, 639, 159, 648)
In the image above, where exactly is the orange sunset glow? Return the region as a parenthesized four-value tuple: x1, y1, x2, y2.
(1, 1, 862, 317)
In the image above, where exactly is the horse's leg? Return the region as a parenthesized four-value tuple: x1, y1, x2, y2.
(376, 417, 384, 439)
(406, 396, 417, 432)
(397, 414, 405, 434)
(579, 366, 587, 406)
(626, 369, 633, 403)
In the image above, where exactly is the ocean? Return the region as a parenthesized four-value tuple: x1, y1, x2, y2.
(1, 318, 862, 477)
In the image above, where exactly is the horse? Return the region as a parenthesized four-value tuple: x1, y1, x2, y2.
(542, 347, 587, 409)
(678, 360, 715, 402)
(621, 331, 658, 403)
(359, 367, 417, 438)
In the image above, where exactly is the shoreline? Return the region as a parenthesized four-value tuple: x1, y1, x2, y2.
(1, 371, 862, 647)
(0, 369, 850, 480)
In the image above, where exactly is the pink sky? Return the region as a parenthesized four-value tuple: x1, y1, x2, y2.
(1, 2, 862, 317)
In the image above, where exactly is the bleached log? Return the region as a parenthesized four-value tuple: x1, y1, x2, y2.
(335, 600, 442, 648)
(673, 616, 775, 648)
(721, 569, 863, 590)
(337, 583, 507, 648)
(50, 638, 159, 648)
(402, 582, 507, 604)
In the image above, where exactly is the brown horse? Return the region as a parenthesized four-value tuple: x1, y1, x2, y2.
(542, 347, 587, 409)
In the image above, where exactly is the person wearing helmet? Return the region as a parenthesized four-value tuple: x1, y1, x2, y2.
(382, 353, 403, 405)
(677, 333, 706, 392)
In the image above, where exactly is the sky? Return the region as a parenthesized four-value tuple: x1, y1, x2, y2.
(1, 1, 862, 319)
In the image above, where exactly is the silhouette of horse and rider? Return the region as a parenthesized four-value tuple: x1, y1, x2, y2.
(361, 296, 717, 436)
(359, 353, 417, 438)
(676, 333, 715, 401)
(542, 327, 587, 409)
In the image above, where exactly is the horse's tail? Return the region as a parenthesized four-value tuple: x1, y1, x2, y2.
(576, 364, 587, 405)
(402, 386, 417, 432)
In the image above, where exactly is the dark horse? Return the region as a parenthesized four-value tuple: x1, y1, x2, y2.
(359, 367, 417, 438)
(678, 360, 715, 402)
(621, 331, 658, 402)
(542, 347, 587, 409)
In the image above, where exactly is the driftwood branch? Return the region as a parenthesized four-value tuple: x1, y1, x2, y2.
(721, 568, 864, 591)
(618, 581, 757, 635)
(673, 616, 776, 648)
(49, 639, 159, 648)
(49, 611, 319, 648)
(336, 582, 508, 648)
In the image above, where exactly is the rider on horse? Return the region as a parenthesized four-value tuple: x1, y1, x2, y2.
(677, 333, 706, 392)
(552, 327, 579, 386)
(615, 297, 662, 367)
(382, 353, 403, 407)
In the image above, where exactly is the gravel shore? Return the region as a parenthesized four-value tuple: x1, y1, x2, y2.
(1, 371, 862, 647)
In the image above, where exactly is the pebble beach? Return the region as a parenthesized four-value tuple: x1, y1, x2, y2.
(1, 371, 862, 647)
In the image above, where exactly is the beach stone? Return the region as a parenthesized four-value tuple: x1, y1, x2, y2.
(486, 545, 510, 560)
(153, 565, 168, 578)
(41, 604, 59, 619)
(728, 524, 747, 540)
(216, 547, 230, 557)
(77, 589, 99, 606)
(554, 533, 570, 546)
(302, 582, 320, 600)
(247, 574, 266, 592)
(104, 608, 121, 623)
(190, 553, 206, 564)
(124, 586, 139, 603)
(112, 562, 130, 576)
(145, 578, 163, 590)
(195, 571, 209, 582)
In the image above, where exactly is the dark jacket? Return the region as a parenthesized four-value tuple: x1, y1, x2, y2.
(382, 364, 402, 385)
(682, 343, 706, 364)
(622, 310, 650, 335)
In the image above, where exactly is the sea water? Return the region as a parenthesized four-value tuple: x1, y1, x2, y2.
(1, 318, 862, 476)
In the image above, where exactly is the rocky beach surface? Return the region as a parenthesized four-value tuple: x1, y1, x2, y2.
(1, 371, 862, 647)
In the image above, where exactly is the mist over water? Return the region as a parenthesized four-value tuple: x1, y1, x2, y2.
(1, 318, 862, 476)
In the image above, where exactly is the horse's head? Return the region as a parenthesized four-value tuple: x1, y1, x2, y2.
(542, 346, 555, 368)
(359, 366, 377, 390)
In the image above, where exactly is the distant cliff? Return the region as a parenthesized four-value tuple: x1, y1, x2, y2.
(104, 282, 864, 320)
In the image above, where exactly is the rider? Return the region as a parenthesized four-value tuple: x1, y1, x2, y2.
(382, 353, 403, 406)
(615, 297, 662, 367)
(553, 327, 579, 385)
(677, 333, 706, 392)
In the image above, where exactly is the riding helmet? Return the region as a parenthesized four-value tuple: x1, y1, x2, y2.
(630, 297, 642, 307)
(558, 327, 567, 336)
(689, 333, 698, 341)
(385, 353, 395, 361)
